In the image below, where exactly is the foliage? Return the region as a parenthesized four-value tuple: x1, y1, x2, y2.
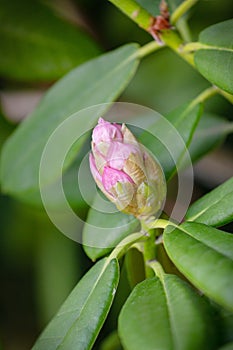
(0, 0, 233, 349)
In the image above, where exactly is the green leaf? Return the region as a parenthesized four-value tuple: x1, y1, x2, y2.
(83, 194, 139, 261)
(194, 19, 233, 94)
(135, 0, 161, 16)
(0, 0, 101, 81)
(164, 222, 233, 311)
(135, 0, 182, 17)
(186, 177, 233, 227)
(189, 113, 233, 163)
(139, 102, 201, 179)
(13, 145, 89, 210)
(0, 44, 140, 201)
(119, 274, 218, 350)
(32, 258, 119, 350)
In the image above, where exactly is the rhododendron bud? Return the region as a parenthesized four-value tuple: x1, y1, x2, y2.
(89, 118, 166, 219)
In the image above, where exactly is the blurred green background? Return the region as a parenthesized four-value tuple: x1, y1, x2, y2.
(0, 0, 232, 349)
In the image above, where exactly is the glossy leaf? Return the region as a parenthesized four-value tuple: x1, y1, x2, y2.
(13, 146, 89, 210)
(139, 102, 201, 179)
(83, 194, 139, 261)
(164, 222, 233, 311)
(186, 177, 233, 226)
(0, 44, 140, 200)
(32, 258, 119, 350)
(0, 0, 101, 81)
(194, 19, 233, 94)
(119, 274, 217, 350)
(189, 113, 233, 163)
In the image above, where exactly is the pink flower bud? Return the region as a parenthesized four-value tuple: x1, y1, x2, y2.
(89, 118, 166, 219)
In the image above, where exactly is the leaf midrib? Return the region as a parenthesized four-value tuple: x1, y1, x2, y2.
(187, 188, 233, 222)
(160, 278, 180, 350)
(198, 45, 233, 53)
(177, 225, 233, 261)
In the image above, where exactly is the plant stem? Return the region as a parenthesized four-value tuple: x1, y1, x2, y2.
(187, 86, 218, 110)
(137, 40, 165, 59)
(171, 0, 199, 24)
(108, 0, 194, 65)
(108, 231, 145, 261)
(108, 0, 152, 30)
(218, 89, 233, 104)
(108, 0, 233, 105)
(143, 229, 157, 278)
(182, 42, 209, 52)
(148, 260, 165, 280)
(160, 30, 195, 66)
(182, 42, 233, 54)
(143, 218, 173, 230)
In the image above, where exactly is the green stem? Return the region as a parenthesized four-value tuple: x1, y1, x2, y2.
(143, 229, 157, 278)
(218, 89, 233, 104)
(108, 0, 233, 105)
(137, 40, 165, 59)
(144, 218, 173, 230)
(160, 30, 195, 66)
(148, 260, 165, 280)
(108, 0, 152, 30)
(108, 0, 194, 65)
(171, 0, 199, 24)
(187, 86, 218, 110)
(108, 231, 145, 261)
(183, 42, 233, 53)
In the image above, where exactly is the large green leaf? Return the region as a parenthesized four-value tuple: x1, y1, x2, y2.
(189, 113, 233, 163)
(13, 145, 89, 210)
(83, 194, 139, 261)
(32, 258, 119, 350)
(119, 274, 218, 350)
(186, 177, 233, 227)
(139, 102, 201, 179)
(0, 0, 101, 81)
(194, 19, 233, 94)
(0, 44, 140, 201)
(164, 222, 233, 311)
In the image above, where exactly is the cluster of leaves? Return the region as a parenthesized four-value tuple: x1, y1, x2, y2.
(0, 0, 233, 349)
